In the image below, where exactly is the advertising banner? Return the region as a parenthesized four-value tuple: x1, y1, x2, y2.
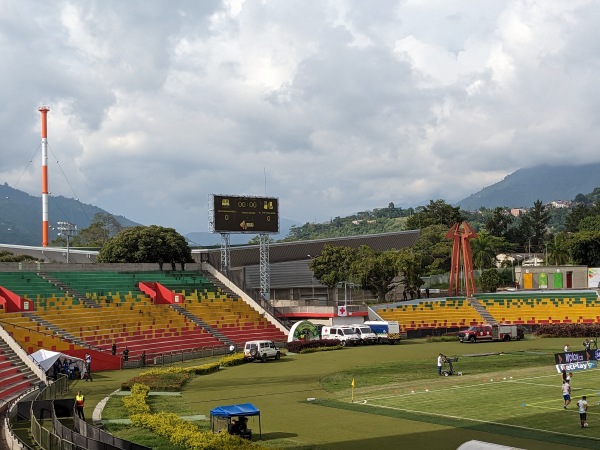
(588, 268, 600, 289)
(554, 349, 600, 373)
(538, 272, 547, 289)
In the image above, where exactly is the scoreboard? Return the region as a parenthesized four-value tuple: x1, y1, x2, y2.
(212, 195, 279, 233)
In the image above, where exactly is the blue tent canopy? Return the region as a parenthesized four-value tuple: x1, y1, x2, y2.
(210, 403, 261, 438)
(210, 403, 260, 418)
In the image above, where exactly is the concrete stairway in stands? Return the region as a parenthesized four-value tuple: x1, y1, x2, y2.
(170, 304, 233, 346)
(38, 272, 100, 308)
(0, 340, 39, 403)
(467, 297, 497, 324)
(21, 312, 98, 350)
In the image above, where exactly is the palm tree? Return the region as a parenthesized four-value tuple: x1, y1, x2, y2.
(471, 231, 500, 270)
(546, 233, 570, 265)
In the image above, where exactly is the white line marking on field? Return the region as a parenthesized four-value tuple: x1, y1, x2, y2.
(359, 401, 600, 441)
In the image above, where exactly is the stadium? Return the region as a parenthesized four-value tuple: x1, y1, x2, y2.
(1, 222, 600, 450)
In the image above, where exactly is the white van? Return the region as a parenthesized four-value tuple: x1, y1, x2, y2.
(351, 324, 378, 345)
(321, 326, 360, 346)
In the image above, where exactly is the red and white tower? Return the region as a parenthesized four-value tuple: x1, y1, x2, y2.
(39, 106, 50, 247)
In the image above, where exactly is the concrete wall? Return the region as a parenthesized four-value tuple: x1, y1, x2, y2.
(514, 265, 588, 289)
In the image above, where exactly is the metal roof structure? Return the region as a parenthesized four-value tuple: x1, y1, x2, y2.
(0, 244, 98, 264)
(0, 230, 420, 267)
(201, 230, 420, 268)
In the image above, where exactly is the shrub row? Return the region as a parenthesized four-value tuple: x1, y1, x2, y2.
(122, 361, 221, 390)
(286, 339, 342, 353)
(534, 323, 600, 338)
(123, 383, 267, 450)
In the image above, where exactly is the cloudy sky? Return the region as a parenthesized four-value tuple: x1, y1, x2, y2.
(2, 0, 600, 235)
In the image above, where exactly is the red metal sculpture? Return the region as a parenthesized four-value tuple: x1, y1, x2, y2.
(445, 222, 477, 297)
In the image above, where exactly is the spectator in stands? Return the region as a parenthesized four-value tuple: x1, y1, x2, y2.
(402, 290, 407, 301)
(140, 351, 146, 368)
(229, 344, 235, 354)
(62, 358, 69, 375)
(123, 346, 129, 361)
(112, 341, 117, 356)
(75, 391, 85, 420)
(85, 353, 92, 381)
(425, 287, 430, 298)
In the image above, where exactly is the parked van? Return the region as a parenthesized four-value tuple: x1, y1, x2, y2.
(364, 320, 401, 344)
(351, 324, 378, 345)
(321, 326, 360, 346)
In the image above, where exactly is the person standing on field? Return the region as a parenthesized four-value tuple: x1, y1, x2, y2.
(75, 391, 85, 420)
(437, 353, 444, 376)
(577, 396, 588, 428)
(562, 380, 571, 409)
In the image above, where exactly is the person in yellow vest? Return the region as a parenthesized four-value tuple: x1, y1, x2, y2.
(75, 391, 85, 420)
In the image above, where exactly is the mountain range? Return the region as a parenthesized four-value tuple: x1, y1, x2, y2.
(456, 163, 600, 210)
(2, 162, 599, 247)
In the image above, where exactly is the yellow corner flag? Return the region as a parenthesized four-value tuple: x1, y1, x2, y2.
(351, 378, 355, 402)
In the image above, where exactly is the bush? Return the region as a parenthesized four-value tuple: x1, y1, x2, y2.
(425, 335, 458, 343)
(219, 352, 247, 367)
(286, 339, 341, 353)
(534, 323, 600, 338)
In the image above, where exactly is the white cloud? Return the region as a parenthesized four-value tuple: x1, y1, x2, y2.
(1, 0, 600, 236)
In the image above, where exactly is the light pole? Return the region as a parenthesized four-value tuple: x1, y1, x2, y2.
(57, 222, 76, 263)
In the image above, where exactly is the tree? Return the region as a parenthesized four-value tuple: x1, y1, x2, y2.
(412, 224, 453, 274)
(350, 246, 403, 302)
(568, 231, 600, 266)
(564, 204, 600, 232)
(484, 207, 513, 237)
(471, 231, 507, 270)
(545, 232, 570, 265)
(74, 213, 124, 247)
(396, 249, 424, 296)
(0, 251, 38, 262)
(478, 269, 501, 293)
(405, 200, 464, 230)
(309, 245, 356, 301)
(518, 200, 549, 251)
(578, 215, 600, 232)
(97, 225, 193, 270)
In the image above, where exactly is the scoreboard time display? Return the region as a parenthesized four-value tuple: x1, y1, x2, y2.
(212, 195, 279, 233)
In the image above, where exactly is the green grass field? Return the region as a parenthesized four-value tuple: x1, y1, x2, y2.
(77, 337, 600, 450)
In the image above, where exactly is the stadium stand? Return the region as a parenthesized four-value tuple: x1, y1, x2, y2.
(375, 297, 485, 333)
(0, 270, 286, 359)
(476, 291, 600, 325)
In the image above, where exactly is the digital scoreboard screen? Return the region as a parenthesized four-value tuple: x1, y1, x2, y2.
(212, 195, 279, 233)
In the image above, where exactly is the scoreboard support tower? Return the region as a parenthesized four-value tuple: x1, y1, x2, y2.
(220, 233, 231, 274)
(259, 234, 270, 301)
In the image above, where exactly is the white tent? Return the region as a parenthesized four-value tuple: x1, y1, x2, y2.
(29, 349, 86, 378)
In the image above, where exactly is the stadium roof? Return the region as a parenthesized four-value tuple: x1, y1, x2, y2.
(199, 230, 420, 267)
(0, 243, 98, 264)
(0, 230, 420, 267)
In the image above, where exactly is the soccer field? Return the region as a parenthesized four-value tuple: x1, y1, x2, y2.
(334, 362, 600, 448)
